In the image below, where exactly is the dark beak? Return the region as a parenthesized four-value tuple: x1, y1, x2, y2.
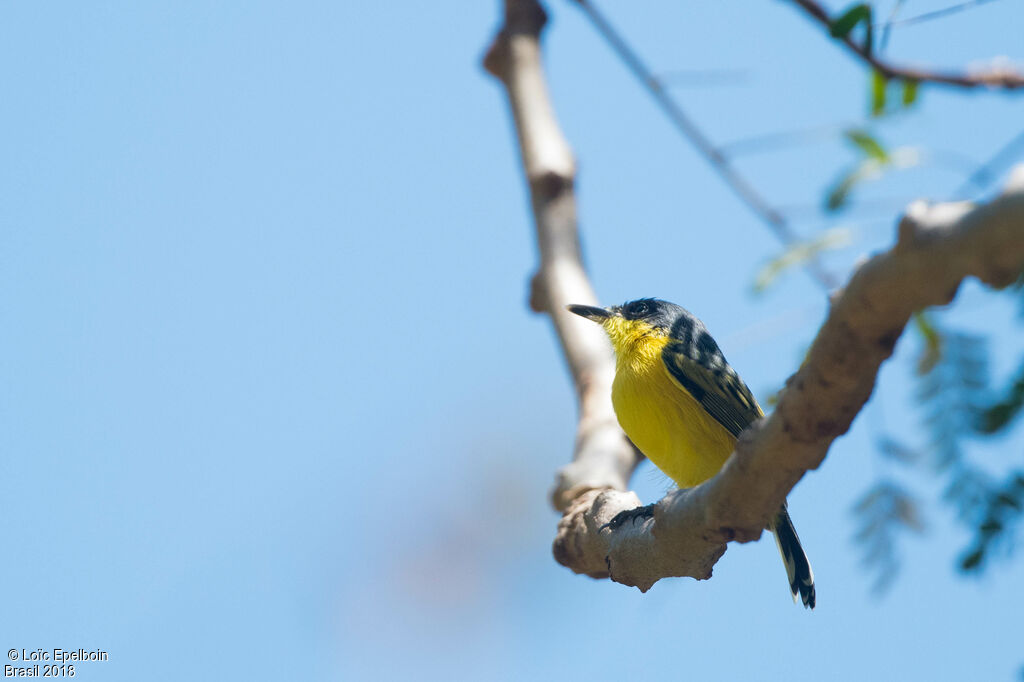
(567, 304, 612, 323)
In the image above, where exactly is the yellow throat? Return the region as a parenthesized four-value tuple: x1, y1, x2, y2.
(602, 316, 737, 488)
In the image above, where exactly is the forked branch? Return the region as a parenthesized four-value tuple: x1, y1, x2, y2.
(484, 0, 1024, 592)
(484, 0, 642, 511)
(789, 0, 1024, 90)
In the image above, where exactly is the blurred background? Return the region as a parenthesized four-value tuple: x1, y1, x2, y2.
(3, 1, 1024, 680)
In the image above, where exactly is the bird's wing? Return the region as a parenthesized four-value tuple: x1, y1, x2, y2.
(661, 336, 762, 439)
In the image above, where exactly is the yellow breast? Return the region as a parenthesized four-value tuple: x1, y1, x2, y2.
(611, 336, 737, 488)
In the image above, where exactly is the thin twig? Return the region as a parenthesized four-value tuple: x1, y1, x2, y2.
(484, 0, 1024, 593)
(879, 0, 1001, 30)
(789, 0, 1024, 89)
(571, 0, 840, 290)
(777, 198, 914, 222)
(953, 129, 1024, 199)
(878, 0, 907, 52)
(720, 123, 853, 156)
(556, 168, 1024, 589)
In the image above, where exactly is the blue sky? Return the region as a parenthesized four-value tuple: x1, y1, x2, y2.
(2, 1, 1023, 680)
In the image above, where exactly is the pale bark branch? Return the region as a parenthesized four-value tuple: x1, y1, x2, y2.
(484, 0, 1024, 592)
(789, 0, 1024, 89)
(484, 0, 642, 511)
(553, 171, 1024, 591)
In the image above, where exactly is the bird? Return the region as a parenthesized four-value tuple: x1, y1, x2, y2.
(568, 297, 816, 609)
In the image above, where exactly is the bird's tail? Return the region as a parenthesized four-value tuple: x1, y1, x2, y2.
(770, 506, 816, 609)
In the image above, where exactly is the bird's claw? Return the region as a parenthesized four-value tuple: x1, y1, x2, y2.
(602, 503, 656, 531)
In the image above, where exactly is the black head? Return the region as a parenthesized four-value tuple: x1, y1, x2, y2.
(613, 298, 687, 332)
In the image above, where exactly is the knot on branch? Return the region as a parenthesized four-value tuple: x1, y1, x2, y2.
(483, 0, 548, 81)
(528, 271, 548, 312)
(502, 0, 547, 35)
(529, 170, 574, 202)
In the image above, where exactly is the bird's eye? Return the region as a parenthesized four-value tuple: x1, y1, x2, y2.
(629, 301, 649, 316)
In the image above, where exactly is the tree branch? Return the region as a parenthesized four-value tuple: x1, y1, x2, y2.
(789, 0, 1024, 90)
(484, 0, 1024, 593)
(554, 170, 1024, 591)
(483, 0, 642, 511)
(571, 0, 840, 290)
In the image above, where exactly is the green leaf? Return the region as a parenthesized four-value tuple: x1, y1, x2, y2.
(960, 547, 984, 571)
(826, 170, 859, 212)
(825, 157, 886, 211)
(825, 145, 920, 213)
(901, 79, 919, 108)
(871, 69, 888, 117)
(830, 3, 873, 52)
(913, 311, 943, 375)
(979, 519, 1003, 535)
(895, 496, 925, 531)
(845, 129, 889, 161)
(975, 359, 1024, 434)
(995, 492, 1022, 511)
(876, 437, 920, 464)
(753, 227, 852, 292)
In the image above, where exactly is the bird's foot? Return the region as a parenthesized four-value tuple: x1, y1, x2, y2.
(603, 503, 656, 531)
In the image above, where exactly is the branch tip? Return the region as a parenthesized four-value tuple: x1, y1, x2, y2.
(488, 1, 1024, 595)
(790, 0, 1024, 89)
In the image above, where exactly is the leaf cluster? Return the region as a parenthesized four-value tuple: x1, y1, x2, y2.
(854, 292, 1024, 591)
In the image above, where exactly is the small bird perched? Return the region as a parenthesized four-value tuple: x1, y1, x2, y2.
(568, 298, 816, 609)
